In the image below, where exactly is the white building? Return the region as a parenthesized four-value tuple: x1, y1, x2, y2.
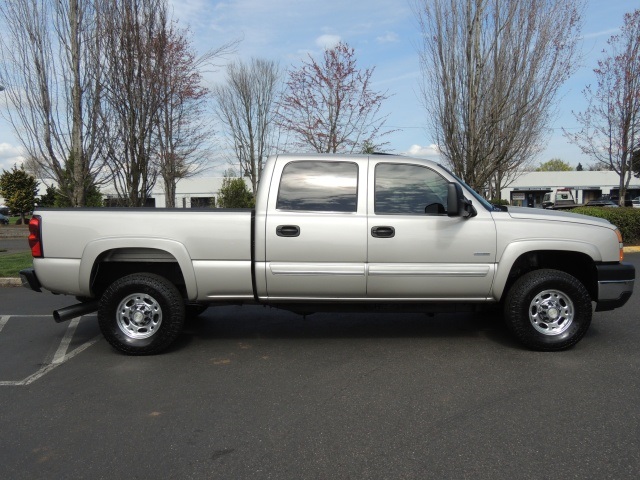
(103, 177, 232, 208)
(500, 171, 640, 208)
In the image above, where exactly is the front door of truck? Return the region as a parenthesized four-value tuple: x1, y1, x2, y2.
(264, 158, 368, 299)
(366, 161, 497, 299)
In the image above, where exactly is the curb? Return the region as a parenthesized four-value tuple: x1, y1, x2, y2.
(2, 247, 638, 288)
(0, 277, 22, 287)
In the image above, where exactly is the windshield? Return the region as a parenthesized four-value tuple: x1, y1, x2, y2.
(438, 165, 498, 212)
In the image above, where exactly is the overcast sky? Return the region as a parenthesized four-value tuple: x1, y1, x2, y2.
(0, 0, 635, 175)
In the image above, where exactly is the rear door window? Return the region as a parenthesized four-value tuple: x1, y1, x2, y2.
(277, 161, 358, 212)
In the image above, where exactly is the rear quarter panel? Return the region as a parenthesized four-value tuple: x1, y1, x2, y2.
(35, 209, 253, 299)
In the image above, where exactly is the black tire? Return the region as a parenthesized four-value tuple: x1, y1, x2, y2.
(98, 273, 185, 355)
(504, 269, 592, 351)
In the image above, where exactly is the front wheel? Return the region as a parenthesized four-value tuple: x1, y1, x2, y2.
(98, 273, 185, 355)
(504, 269, 592, 351)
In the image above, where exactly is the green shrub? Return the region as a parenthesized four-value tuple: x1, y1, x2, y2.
(216, 177, 255, 209)
(572, 207, 640, 244)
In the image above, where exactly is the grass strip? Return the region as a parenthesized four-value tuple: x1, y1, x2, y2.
(0, 252, 33, 277)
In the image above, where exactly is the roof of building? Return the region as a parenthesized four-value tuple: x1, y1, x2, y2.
(505, 171, 640, 190)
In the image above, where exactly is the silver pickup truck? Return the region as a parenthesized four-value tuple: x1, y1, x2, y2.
(20, 154, 635, 354)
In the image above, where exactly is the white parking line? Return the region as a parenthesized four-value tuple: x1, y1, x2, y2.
(0, 315, 9, 334)
(0, 315, 100, 386)
(12, 336, 100, 386)
(53, 317, 80, 364)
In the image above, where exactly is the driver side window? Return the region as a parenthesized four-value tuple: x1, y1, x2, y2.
(375, 163, 449, 215)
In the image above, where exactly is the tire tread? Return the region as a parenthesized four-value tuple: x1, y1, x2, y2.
(98, 273, 185, 355)
(504, 269, 592, 351)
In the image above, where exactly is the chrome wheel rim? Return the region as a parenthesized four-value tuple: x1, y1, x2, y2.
(529, 289, 574, 336)
(116, 293, 163, 339)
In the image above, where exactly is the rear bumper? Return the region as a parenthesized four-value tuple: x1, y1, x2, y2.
(19, 267, 42, 293)
(595, 263, 635, 311)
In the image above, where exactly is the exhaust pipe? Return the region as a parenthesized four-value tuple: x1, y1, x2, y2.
(53, 301, 99, 323)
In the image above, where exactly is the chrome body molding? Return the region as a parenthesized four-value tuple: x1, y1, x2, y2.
(258, 296, 493, 302)
(269, 263, 365, 276)
(368, 264, 490, 277)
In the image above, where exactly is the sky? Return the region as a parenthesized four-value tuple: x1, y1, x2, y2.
(0, 0, 636, 176)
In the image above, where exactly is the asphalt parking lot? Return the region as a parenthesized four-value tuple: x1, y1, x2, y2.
(0, 254, 639, 479)
(0, 237, 29, 255)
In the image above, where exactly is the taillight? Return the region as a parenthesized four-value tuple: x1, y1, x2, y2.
(28, 215, 43, 258)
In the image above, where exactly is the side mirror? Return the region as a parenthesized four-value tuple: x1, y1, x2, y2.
(447, 183, 476, 218)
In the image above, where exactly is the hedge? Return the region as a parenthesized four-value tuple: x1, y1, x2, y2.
(572, 207, 640, 245)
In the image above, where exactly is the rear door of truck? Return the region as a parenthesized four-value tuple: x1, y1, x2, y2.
(263, 156, 368, 299)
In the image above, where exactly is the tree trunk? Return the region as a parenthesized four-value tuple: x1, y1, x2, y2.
(69, 0, 85, 207)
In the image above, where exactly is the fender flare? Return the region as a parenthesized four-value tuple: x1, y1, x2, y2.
(492, 240, 601, 300)
(79, 237, 197, 300)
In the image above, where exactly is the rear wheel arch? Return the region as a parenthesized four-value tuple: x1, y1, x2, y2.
(79, 239, 197, 299)
(91, 257, 187, 299)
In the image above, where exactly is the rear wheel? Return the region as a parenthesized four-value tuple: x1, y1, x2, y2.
(504, 269, 592, 351)
(98, 273, 185, 355)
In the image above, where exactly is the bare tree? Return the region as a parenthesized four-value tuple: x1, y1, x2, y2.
(277, 42, 391, 154)
(100, 0, 170, 207)
(213, 58, 281, 195)
(565, 9, 640, 205)
(0, 0, 108, 206)
(154, 25, 232, 207)
(415, 0, 584, 193)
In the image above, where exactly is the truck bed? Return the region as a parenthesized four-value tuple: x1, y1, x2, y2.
(33, 208, 254, 299)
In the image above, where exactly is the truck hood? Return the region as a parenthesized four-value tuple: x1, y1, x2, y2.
(504, 206, 613, 228)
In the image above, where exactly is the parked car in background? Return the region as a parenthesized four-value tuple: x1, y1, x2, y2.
(542, 188, 579, 210)
(633, 197, 640, 208)
(585, 199, 619, 208)
(0, 213, 10, 225)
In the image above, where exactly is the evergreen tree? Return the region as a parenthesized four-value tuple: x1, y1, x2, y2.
(38, 185, 57, 207)
(0, 164, 38, 223)
(216, 176, 255, 208)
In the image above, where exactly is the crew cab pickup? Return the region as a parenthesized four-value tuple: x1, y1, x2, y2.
(20, 154, 635, 354)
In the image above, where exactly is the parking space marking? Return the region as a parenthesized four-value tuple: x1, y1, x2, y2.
(53, 317, 80, 364)
(0, 315, 100, 386)
(14, 335, 100, 386)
